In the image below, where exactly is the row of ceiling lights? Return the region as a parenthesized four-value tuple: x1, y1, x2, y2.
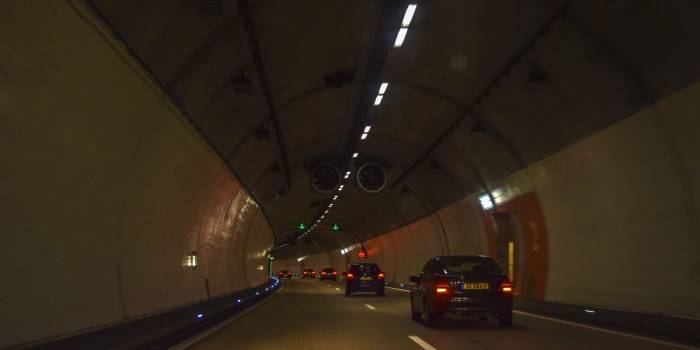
(299, 3, 418, 244)
(364, 3, 416, 140)
(395, 3, 417, 48)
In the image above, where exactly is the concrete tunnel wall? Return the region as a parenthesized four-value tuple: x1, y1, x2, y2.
(279, 80, 700, 319)
(0, 2, 274, 348)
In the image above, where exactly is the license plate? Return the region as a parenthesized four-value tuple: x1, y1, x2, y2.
(463, 283, 489, 290)
(360, 276, 373, 281)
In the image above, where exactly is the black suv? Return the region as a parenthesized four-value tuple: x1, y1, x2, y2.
(409, 256, 513, 327)
(345, 263, 385, 296)
(319, 267, 338, 281)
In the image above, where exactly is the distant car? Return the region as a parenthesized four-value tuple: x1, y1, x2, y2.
(409, 255, 513, 327)
(302, 269, 316, 279)
(344, 263, 385, 296)
(277, 270, 293, 279)
(319, 267, 338, 281)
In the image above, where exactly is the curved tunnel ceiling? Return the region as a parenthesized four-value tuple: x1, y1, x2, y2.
(90, 0, 700, 258)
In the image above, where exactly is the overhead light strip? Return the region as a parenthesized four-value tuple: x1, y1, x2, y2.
(308, 6, 418, 238)
(394, 27, 408, 48)
(402, 4, 417, 26)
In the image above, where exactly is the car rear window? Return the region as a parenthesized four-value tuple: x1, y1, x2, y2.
(351, 264, 379, 274)
(438, 257, 502, 275)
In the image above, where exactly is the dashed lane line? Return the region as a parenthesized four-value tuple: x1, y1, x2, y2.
(408, 335, 438, 350)
(365, 304, 376, 310)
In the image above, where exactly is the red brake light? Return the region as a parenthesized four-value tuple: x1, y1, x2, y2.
(322, 272, 327, 275)
(377, 272, 385, 280)
(346, 273, 354, 280)
(435, 278, 451, 296)
(332, 271, 337, 275)
(501, 281, 513, 293)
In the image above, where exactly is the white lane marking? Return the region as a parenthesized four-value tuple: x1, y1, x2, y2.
(387, 287, 410, 293)
(365, 304, 376, 310)
(514, 311, 700, 350)
(408, 335, 438, 350)
(327, 284, 331, 287)
(169, 284, 283, 350)
(334, 287, 341, 291)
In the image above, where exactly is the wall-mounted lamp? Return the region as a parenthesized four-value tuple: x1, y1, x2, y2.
(185, 251, 198, 269)
(478, 194, 494, 211)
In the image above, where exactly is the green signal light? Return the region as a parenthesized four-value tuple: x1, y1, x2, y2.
(331, 224, 340, 231)
(298, 223, 305, 230)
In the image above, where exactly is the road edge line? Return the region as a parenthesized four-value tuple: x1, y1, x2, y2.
(169, 284, 284, 350)
(514, 310, 700, 350)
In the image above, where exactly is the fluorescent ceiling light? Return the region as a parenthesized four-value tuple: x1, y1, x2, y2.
(394, 27, 408, 47)
(324, 209, 329, 214)
(402, 4, 417, 27)
(361, 133, 368, 140)
(379, 82, 389, 95)
(374, 95, 383, 105)
(364, 125, 371, 133)
(352, 153, 358, 158)
(339, 185, 344, 190)
(321, 215, 325, 219)
(329, 203, 333, 207)
(344, 174, 349, 179)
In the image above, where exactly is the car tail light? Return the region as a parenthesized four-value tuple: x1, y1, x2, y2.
(501, 281, 513, 293)
(332, 271, 337, 275)
(346, 273, 354, 280)
(377, 272, 385, 280)
(435, 279, 451, 296)
(322, 272, 327, 275)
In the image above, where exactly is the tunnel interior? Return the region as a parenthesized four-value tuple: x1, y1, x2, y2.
(2, 0, 700, 349)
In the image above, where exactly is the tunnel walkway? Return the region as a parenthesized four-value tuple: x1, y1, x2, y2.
(179, 279, 692, 350)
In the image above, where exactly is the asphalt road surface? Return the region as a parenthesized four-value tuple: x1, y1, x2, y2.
(183, 279, 696, 350)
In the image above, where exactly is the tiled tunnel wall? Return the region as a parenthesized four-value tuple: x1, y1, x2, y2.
(0, 2, 273, 348)
(279, 79, 700, 319)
